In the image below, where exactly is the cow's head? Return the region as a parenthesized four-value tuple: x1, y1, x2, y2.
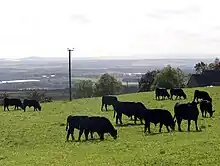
(110, 129, 117, 139)
(38, 105, 42, 111)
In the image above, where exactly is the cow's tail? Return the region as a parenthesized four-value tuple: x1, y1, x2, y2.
(66, 116, 70, 131)
(66, 121, 68, 131)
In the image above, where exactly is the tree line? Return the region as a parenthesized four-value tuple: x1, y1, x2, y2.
(1, 57, 219, 100)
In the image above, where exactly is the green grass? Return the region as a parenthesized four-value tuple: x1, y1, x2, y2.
(0, 86, 220, 166)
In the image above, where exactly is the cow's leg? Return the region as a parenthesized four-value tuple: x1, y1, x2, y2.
(84, 130, 89, 140)
(23, 106, 26, 112)
(105, 104, 108, 111)
(116, 113, 122, 125)
(195, 119, 199, 131)
(177, 118, 182, 132)
(144, 122, 151, 134)
(166, 125, 170, 132)
(159, 123, 163, 132)
(78, 129, 84, 141)
(101, 103, 104, 111)
(14, 106, 16, 110)
(90, 131, 94, 139)
(7, 106, 9, 111)
(175, 96, 178, 100)
(205, 111, 207, 118)
(134, 116, 137, 124)
(99, 133, 104, 140)
(66, 130, 70, 141)
(66, 128, 74, 141)
(187, 120, 191, 132)
(140, 118, 143, 125)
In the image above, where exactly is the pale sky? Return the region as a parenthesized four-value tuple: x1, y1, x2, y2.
(0, 0, 220, 59)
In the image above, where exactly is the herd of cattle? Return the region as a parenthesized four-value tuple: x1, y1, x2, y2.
(3, 98, 41, 112)
(2, 88, 215, 142)
(66, 88, 215, 142)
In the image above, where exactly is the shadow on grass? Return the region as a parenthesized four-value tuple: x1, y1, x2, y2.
(115, 123, 144, 127)
(66, 137, 117, 143)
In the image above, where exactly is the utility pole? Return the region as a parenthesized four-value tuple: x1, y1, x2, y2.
(67, 48, 74, 101)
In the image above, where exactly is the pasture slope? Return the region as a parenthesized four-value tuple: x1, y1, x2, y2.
(0, 87, 220, 166)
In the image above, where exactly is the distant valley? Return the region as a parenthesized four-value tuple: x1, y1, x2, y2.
(0, 57, 213, 90)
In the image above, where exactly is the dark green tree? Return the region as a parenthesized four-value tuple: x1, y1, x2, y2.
(194, 61, 208, 74)
(75, 80, 94, 98)
(94, 73, 122, 96)
(138, 70, 160, 92)
(152, 65, 186, 89)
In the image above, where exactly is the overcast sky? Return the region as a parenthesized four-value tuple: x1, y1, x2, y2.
(0, 0, 220, 59)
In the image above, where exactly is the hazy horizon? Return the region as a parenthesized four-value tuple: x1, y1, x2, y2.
(1, 0, 220, 59)
(1, 55, 217, 61)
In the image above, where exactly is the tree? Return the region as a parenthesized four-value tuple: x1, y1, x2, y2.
(194, 61, 208, 74)
(74, 80, 94, 98)
(152, 65, 186, 89)
(94, 73, 122, 96)
(0, 92, 9, 99)
(26, 90, 47, 102)
(138, 70, 160, 92)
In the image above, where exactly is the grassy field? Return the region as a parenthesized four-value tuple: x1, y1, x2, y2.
(0, 86, 220, 166)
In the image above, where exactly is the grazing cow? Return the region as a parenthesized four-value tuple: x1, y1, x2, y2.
(144, 109, 175, 134)
(101, 95, 118, 111)
(193, 90, 212, 102)
(170, 88, 187, 100)
(200, 100, 215, 118)
(23, 99, 41, 112)
(3, 98, 23, 111)
(155, 88, 170, 100)
(173, 101, 199, 132)
(66, 115, 93, 141)
(78, 116, 117, 141)
(112, 101, 147, 125)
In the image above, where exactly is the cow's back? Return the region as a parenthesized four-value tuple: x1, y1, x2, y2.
(83, 116, 114, 132)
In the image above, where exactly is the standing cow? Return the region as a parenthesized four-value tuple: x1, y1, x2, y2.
(193, 90, 212, 102)
(143, 108, 175, 134)
(173, 101, 200, 132)
(101, 95, 118, 111)
(3, 98, 23, 111)
(155, 88, 170, 100)
(66, 115, 93, 141)
(112, 101, 147, 125)
(78, 116, 117, 141)
(23, 99, 41, 112)
(170, 88, 187, 100)
(200, 100, 215, 118)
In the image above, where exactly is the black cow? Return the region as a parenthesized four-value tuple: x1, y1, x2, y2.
(200, 100, 215, 118)
(3, 98, 23, 111)
(173, 101, 199, 132)
(155, 88, 170, 100)
(66, 115, 93, 141)
(193, 90, 212, 102)
(78, 116, 117, 141)
(23, 99, 41, 112)
(101, 95, 118, 111)
(170, 88, 187, 100)
(112, 101, 147, 125)
(144, 109, 175, 134)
